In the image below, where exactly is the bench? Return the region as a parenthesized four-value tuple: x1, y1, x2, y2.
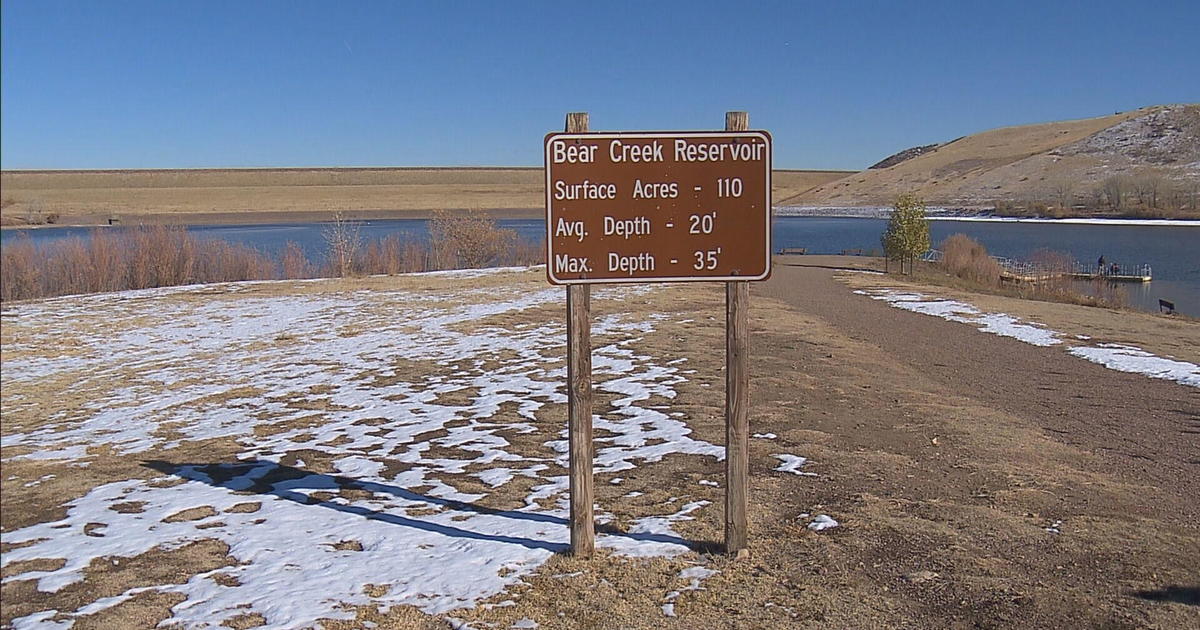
(1159, 299, 1175, 315)
(778, 247, 807, 255)
(841, 248, 864, 256)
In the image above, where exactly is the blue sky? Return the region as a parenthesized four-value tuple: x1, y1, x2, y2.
(2, 1, 1197, 170)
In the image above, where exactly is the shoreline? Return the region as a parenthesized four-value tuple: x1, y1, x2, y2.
(5, 207, 1199, 230)
(776, 205, 1200, 225)
(0, 207, 544, 230)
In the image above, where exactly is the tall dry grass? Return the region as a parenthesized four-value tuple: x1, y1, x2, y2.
(1, 219, 545, 302)
(1, 226, 277, 301)
(941, 234, 1002, 285)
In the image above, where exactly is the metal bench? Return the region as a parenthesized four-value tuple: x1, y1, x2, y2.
(778, 247, 807, 255)
(1159, 299, 1175, 315)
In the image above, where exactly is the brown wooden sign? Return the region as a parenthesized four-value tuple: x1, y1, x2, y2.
(544, 131, 772, 284)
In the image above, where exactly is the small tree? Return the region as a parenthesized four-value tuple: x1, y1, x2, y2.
(323, 211, 362, 277)
(1101, 176, 1127, 211)
(1049, 179, 1075, 211)
(881, 193, 931, 274)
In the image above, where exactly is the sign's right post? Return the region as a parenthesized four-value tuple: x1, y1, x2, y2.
(724, 111, 751, 556)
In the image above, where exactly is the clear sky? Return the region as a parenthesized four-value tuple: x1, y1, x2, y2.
(2, 0, 1198, 171)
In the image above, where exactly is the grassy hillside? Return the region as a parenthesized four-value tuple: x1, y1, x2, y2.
(783, 104, 1200, 214)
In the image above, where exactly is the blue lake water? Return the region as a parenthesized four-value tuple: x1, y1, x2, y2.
(4, 217, 1197, 316)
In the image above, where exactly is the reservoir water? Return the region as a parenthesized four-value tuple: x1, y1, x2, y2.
(4, 217, 1197, 316)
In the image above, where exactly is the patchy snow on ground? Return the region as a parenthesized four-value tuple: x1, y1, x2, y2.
(661, 566, 719, 617)
(1068, 344, 1200, 387)
(773, 454, 817, 476)
(854, 288, 1199, 388)
(855, 290, 1062, 346)
(807, 515, 840, 531)
(0, 274, 726, 628)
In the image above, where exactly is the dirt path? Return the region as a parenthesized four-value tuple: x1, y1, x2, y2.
(758, 259, 1200, 510)
(731, 258, 1200, 628)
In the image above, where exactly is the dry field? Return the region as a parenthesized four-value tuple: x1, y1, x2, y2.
(2, 263, 1198, 629)
(0, 168, 849, 227)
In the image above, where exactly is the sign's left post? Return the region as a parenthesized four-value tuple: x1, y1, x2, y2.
(563, 112, 595, 557)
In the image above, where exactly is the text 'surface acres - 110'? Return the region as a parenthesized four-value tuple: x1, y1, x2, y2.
(544, 131, 772, 284)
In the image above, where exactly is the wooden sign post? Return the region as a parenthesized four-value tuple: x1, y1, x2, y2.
(564, 112, 595, 557)
(723, 111, 751, 555)
(546, 111, 771, 557)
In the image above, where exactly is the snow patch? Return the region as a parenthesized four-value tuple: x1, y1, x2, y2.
(661, 566, 719, 617)
(1068, 344, 1200, 387)
(858, 289, 1198, 387)
(773, 454, 816, 476)
(808, 515, 839, 531)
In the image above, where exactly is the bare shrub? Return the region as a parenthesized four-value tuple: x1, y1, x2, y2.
(280, 241, 314, 279)
(0, 235, 40, 301)
(403, 240, 431, 272)
(510, 237, 543, 267)
(1101, 176, 1128, 210)
(941, 234, 1001, 286)
(89, 229, 126, 293)
(191, 239, 276, 283)
(1049, 179, 1075, 211)
(1086, 278, 1128, 308)
(323, 212, 362, 277)
(1026, 248, 1076, 295)
(429, 210, 517, 269)
(1, 226, 277, 301)
(363, 235, 404, 276)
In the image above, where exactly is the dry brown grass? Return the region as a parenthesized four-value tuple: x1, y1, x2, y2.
(0, 167, 849, 226)
(942, 234, 1002, 285)
(3, 269, 1198, 628)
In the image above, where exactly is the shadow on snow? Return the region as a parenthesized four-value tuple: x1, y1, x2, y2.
(142, 459, 717, 554)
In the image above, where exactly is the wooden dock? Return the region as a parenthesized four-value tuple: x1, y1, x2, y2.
(1067, 272, 1152, 283)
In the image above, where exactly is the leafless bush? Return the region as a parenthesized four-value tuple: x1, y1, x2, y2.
(1102, 176, 1129, 210)
(1027, 248, 1076, 293)
(428, 210, 516, 269)
(941, 234, 1001, 286)
(280, 241, 314, 279)
(323, 212, 362, 277)
(401, 240, 431, 272)
(1, 226, 276, 301)
(0, 236, 40, 301)
(363, 235, 404, 276)
(510, 238, 544, 266)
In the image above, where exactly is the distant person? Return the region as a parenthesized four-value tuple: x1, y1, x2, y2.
(1111, 262, 1120, 275)
(1097, 255, 1105, 275)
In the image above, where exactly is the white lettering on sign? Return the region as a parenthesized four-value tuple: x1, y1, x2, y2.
(551, 140, 598, 164)
(632, 179, 678, 199)
(554, 179, 617, 200)
(609, 140, 665, 163)
(554, 254, 592, 274)
(555, 218, 586, 242)
(603, 216, 651, 239)
(673, 139, 766, 162)
(608, 252, 656, 275)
